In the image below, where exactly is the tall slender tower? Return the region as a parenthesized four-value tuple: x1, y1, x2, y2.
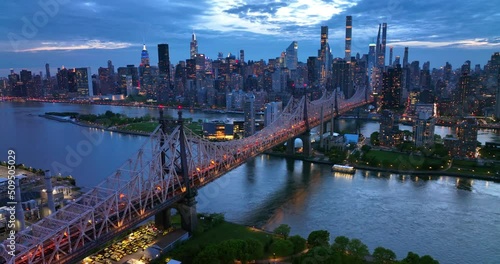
(318, 26, 331, 86)
(381, 23, 387, 66)
(345, 16, 352, 61)
(45, 63, 51, 80)
(190, 32, 198, 59)
(140, 44, 150, 66)
(376, 24, 382, 67)
(403, 47, 409, 68)
(389, 46, 393, 66)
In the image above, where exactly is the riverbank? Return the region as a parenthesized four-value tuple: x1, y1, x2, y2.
(264, 151, 500, 182)
(40, 114, 152, 136)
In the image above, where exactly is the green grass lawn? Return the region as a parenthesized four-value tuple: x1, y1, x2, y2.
(122, 122, 159, 133)
(185, 122, 203, 135)
(361, 150, 447, 170)
(183, 221, 272, 248)
(448, 159, 500, 177)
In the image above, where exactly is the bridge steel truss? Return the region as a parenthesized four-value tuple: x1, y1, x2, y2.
(0, 87, 372, 264)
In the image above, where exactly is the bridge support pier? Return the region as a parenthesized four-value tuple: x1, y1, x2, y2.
(177, 196, 198, 234)
(286, 138, 295, 155)
(300, 132, 311, 157)
(155, 208, 171, 230)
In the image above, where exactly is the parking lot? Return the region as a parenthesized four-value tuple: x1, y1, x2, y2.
(82, 222, 175, 264)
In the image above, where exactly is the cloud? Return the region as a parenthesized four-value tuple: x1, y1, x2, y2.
(388, 38, 500, 49)
(194, 0, 359, 36)
(15, 40, 133, 52)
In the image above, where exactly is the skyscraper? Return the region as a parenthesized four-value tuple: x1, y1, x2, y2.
(45, 63, 51, 80)
(318, 26, 331, 86)
(264, 101, 282, 127)
(381, 23, 387, 65)
(244, 93, 255, 137)
(75, 67, 93, 96)
(496, 69, 500, 118)
(285, 41, 298, 71)
(107, 60, 114, 76)
(403, 47, 409, 68)
(345, 16, 352, 61)
(239, 49, 245, 64)
(158, 44, 171, 79)
(379, 109, 395, 147)
(413, 111, 435, 147)
(382, 64, 402, 109)
(376, 23, 387, 67)
(140, 44, 150, 66)
(389, 46, 393, 66)
(190, 32, 198, 59)
(332, 58, 351, 98)
(456, 118, 478, 158)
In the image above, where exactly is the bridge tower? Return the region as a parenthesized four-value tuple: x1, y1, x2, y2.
(301, 94, 312, 157)
(155, 107, 198, 234)
(330, 90, 339, 136)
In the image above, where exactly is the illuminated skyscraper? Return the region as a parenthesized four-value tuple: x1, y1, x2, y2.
(382, 23, 387, 62)
(190, 32, 198, 59)
(140, 44, 150, 66)
(413, 111, 435, 147)
(379, 109, 395, 147)
(285, 41, 298, 71)
(382, 64, 402, 109)
(376, 23, 387, 67)
(318, 26, 331, 87)
(345, 16, 352, 61)
(332, 58, 351, 98)
(244, 93, 255, 137)
(456, 118, 478, 158)
(75, 67, 93, 96)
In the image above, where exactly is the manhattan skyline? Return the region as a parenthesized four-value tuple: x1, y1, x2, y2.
(1, 0, 499, 75)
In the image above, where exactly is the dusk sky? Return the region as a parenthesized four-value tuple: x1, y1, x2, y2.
(1, 0, 499, 76)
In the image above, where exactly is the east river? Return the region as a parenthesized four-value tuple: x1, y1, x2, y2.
(1, 102, 500, 264)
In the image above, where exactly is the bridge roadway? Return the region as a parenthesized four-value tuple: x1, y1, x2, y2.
(0, 88, 372, 264)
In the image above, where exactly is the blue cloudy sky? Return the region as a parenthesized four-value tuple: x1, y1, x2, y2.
(1, 0, 499, 76)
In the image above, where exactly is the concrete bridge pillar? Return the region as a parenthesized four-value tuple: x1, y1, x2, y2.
(176, 196, 198, 234)
(286, 138, 295, 155)
(301, 132, 311, 157)
(154, 208, 171, 230)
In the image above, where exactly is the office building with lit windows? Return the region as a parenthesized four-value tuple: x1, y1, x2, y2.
(75, 67, 93, 96)
(413, 111, 435, 147)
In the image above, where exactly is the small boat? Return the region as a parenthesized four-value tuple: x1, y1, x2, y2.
(331, 164, 356, 174)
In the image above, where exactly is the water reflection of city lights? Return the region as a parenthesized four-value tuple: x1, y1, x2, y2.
(333, 172, 354, 180)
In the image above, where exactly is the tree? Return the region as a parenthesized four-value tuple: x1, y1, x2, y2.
(370, 132, 380, 146)
(361, 145, 372, 152)
(273, 224, 291, 239)
(193, 244, 221, 264)
(288, 235, 306, 254)
(401, 252, 421, 264)
(331, 236, 350, 253)
(307, 230, 330, 248)
(218, 240, 241, 264)
(347, 238, 369, 260)
(419, 255, 439, 264)
(269, 239, 294, 257)
(373, 247, 397, 263)
(245, 238, 264, 260)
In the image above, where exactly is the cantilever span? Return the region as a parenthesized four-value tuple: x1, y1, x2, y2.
(0, 87, 372, 264)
